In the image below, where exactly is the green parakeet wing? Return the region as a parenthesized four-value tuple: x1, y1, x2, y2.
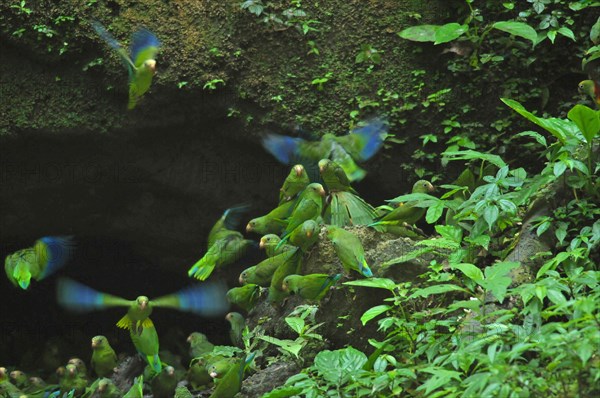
(56, 278, 132, 312)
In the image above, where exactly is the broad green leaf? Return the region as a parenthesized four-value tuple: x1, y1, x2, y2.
(483, 204, 499, 230)
(408, 284, 467, 299)
(386, 192, 439, 206)
(426, 200, 445, 223)
(557, 26, 576, 41)
(452, 263, 484, 283)
(441, 149, 507, 168)
(258, 336, 303, 358)
(344, 277, 396, 291)
(361, 305, 391, 325)
(398, 24, 438, 42)
(381, 247, 435, 268)
(567, 104, 600, 144)
(577, 342, 594, 365)
(434, 23, 468, 44)
(262, 387, 304, 398)
(435, 224, 463, 243)
(501, 98, 567, 144)
(514, 130, 547, 147)
(493, 21, 538, 45)
(314, 347, 367, 385)
(481, 261, 520, 303)
(285, 317, 305, 335)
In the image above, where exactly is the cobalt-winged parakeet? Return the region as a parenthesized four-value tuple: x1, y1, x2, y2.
(151, 365, 178, 398)
(280, 183, 325, 244)
(226, 284, 261, 312)
(326, 226, 373, 278)
(67, 358, 87, 377)
(5, 236, 74, 290)
(130, 317, 161, 373)
(9, 370, 29, 390)
(208, 353, 255, 398)
(267, 250, 302, 305)
(369, 180, 435, 231)
(91, 21, 160, 110)
(288, 219, 320, 252)
(189, 230, 254, 281)
(91, 335, 118, 378)
(94, 377, 121, 398)
(262, 118, 387, 182)
(225, 312, 246, 348)
(59, 364, 87, 397)
(56, 278, 229, 334)
(279, 164, 310, 204)
(258, 234, 295, 257)
(578, 80, 600, 108)
(207, 205, 251, 250)
(208, 358, 237, 380)
(282, 273, 342, 301)
(246, 200, 296, 236)
(187, 332, 215, 359)
(239, 248, 299, 286)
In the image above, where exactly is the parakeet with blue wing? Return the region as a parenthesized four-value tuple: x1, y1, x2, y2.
(91, 21, 160, 110)
(326, 226, 373, 278)
(4, 236, 74, 290)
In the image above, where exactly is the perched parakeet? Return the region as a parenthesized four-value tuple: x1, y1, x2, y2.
(225, 312, 246, 347)
(369, 180, 435, 230)
(67, 358, 87, 377)
(4, 236, 74, 290)
(262, 118, 387, 182)
(91, 335, 118, 377)
(578, 80, 600, 107)
(258, 234, 295, 257)
(267, 250, 302, 305)
(208, 353, 255, 398)
(130, 317, 161, 373)
(280, 183, 325, 241)
(208, 358, 237, 380)
(326, 226, 373, 277)
(188, 232, 254, 281)
(187, 358, 212, 390)
(91, 21, 160, 110)
(282, 273, 342, 301)
(288, 219, 320, 252)
(151, 366, 178, 398)
(208, 205, 251, 250)
(123, 375, 143, 398)
(58, 364, 87, 397)
(57, 278, 228, 334)
(174, 385, 194, 398)
(0, 376, 21, 398)
(226, 284, 261, 312)
(9, 370, 29, 389)
(279, 164, 310, 204)
(239, 248, 299, 286)
(246, 200, 295, 236)
(94, 377, 121, 398)
(318, 158, 356, 193)
(187, 332, 215, 359)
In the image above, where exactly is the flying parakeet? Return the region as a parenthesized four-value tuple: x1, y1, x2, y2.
(187, 332, 215, 359)
(208, 205, 251, 249)
(123, 375, 143, 398)
(225, 312, 246, 348)
(288, 219, 320, 252)
(258, 234, 295, 257)
(246, 200, 295, 236)
(326, 226, 373, 277)
(262, 118, 387, 182)
(239, 248, 299, 286)
(91, 21, 160, 110)
(57, 278, 229, 334)
(208, 353, 255, 398)
(279, 164, 310, 204)
(226, 284, 261, 312)
(130, 317, 161, 373)
(4, 236, 74, 290)
(280, 183, 325, 243)
(151, 366, 178, 398)
(91, 335, 118, 377)
(189, 232, 254, 281)
(578, 80, 600, 107)
(369, 180, 435, 230)
(282, 273, 342, 301)
(267, 250, 302, 305)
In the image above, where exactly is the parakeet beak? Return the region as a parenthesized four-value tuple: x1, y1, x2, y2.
(259, 239, 265, 249)
(246, 223, 253, 232)
(318, 186, 326, 196)
(140, 300, 148, 310)
(282, 283, 289, 292)
(239, 275, 245, 285)
(98, 383, 106, 392)
(167, 367, 175, 376)
(146, 59, 157, 74)
(306, 230, 313, 238)
(210, 371, 218, 378)
(294, 165, 304, 176)
(91, 340, 97, 349)
(186, 335, 192, 343)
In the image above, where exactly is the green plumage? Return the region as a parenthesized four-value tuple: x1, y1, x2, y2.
(318, 158, 357, 193)
(282, 183, 325, 237)
(175, 385, 194, 398)
(188, 231, 253, 281)
(288, 220, 320, 252)
(187, 332, 215, 358)
(279, 164, 310, 203)
(123, 376, 144, 398)
(226, 284, 261, 312)
(326, 226, 373, 278)
(91, 335, 117, 377)
(208, 353, 254, 398)
(283, 273, 342, 301)
(259, 234, 295, 257)
(94, 378, 122, 398)
(239, 248, 299, 286)
(246, 200, 295, 235)
(129, 318, 161, 373)
(267, 250, 302, 304)
(59, 364, 88, 397)
(226, 312, 246, 347)
(151, 366, 178, 398)
(187, 358, 212, 390)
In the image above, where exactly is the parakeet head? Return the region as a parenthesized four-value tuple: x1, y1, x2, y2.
(259, 234, 279, 249)
(318, 158, 330, 173)
(98, 378, 111, 392)
(55, 366, 65, 377)
(282, 275, 299, 292)
(136, 296, 149, 310)
(165, 366, 175, 376)
(9, 370, 25, 382)
(302, 220, 318, 238)
(29, 377, 44, 387)
(225, 311, 244, 324)
(0, 367, 6, 381)
(65, 364, 77, 377)
(578, 80, 595, 96)
(91, 335, 107, 349)
(306, 182, 326, 197)
(412, 180, 435, 194)
(239, 269, 250, 285)
(68, 357, 86, 372)
(144, 59, 157, 74)
(12, 262, 31, 290)
(293, 164, 305, 176)
(246, 219, 257, 233)
(187, 332, 208, 344)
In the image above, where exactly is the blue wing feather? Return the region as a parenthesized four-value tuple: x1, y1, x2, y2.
(91, 20, 122, 50)
(38, 236, 74, 279)
(222, 204, 251, 231)
(262, 134, 304, 164)
(130, 28, 160, 64)
(350, 117, 387, 161)
(175, 282, 230, 316)
(56, 278, 106, 312)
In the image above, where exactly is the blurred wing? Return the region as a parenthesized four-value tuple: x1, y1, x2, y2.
(261, 134, 305, 164)
(130, 28, 160, 68)
(91, 20, 136, 72)
(335, 117, 387, 161)
(152, 282, 230, 316)
(56, 278, 131, 312)
(35, 236, 75, 279)
(330, 143, 366, 182)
